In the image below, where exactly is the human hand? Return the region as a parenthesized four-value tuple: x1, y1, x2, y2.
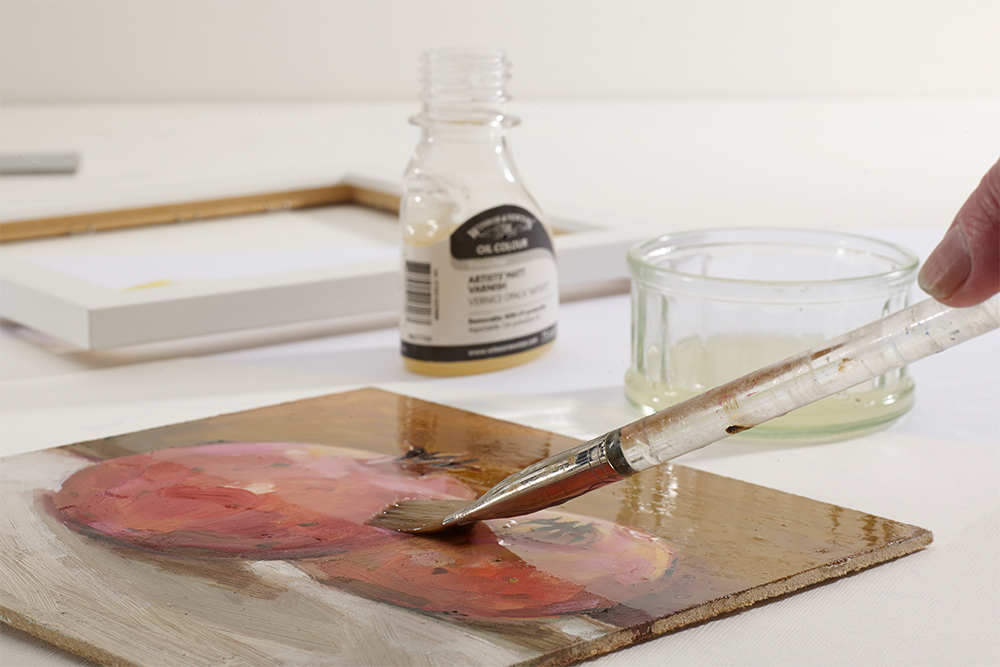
(917, 159, 1000, 307)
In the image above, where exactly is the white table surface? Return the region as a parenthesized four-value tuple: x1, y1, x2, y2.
(1, 100, 998, 666)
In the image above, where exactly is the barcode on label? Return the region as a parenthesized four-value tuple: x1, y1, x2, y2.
(404, 261, 432, 325)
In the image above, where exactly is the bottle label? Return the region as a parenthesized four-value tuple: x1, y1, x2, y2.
(401, 205, 558, 362)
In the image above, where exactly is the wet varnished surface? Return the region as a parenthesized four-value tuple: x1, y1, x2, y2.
(1, 388, 931, 667)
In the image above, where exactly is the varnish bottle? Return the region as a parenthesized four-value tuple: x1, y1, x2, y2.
(400, 48, 558, 376)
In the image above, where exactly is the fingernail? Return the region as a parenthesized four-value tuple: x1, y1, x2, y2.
(918, 224, 972, 300)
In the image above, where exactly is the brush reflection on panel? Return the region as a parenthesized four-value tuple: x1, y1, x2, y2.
(46, 442, 677, 619)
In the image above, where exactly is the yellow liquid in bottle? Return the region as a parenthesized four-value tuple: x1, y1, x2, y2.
(400, 212, 558, 376)
(402, 49, 558, 377)
(403, 341, 555, 376)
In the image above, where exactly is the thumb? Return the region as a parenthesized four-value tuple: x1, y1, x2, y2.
(918, 159, 1000, 308)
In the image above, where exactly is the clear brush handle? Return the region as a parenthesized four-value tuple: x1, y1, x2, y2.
(618, 296, 1000, 472)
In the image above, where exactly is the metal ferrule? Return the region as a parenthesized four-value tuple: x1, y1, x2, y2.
(446, 429, 637, 527)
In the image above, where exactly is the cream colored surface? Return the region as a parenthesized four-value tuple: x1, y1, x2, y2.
(3, 100, 998, 232)
(2, 1, 997, 102)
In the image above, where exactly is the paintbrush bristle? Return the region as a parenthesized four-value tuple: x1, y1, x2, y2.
(368, 499, 472, 534)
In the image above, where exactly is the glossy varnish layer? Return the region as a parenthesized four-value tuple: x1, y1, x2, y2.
(1, 388, 931, 667)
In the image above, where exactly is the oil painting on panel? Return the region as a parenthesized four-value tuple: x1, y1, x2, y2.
(1, 388, 931, 666)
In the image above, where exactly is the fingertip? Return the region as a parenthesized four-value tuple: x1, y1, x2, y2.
(918, 224, 972, 303)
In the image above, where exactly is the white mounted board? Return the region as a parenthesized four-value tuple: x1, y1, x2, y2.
(0, 178, 640, 349)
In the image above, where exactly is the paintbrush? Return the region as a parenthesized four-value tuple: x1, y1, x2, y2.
(370, 296, 1000, 534)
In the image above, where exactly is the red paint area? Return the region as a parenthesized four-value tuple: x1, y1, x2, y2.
(50, 442, 675, 618)
(313, 517, 676, 617)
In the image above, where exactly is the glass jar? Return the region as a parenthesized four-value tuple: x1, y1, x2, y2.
(399, 48, 558, 376)
(625, 228, 920, 441)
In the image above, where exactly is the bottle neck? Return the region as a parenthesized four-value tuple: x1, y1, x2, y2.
(416, 48, 516, 126)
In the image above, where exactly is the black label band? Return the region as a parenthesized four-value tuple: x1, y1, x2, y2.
(450, 205, 554, 260)
(402, 325, 557, 362)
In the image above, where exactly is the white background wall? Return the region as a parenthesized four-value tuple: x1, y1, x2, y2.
(2, 0, 999, 103)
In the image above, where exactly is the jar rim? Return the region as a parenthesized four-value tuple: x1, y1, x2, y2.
(627, 227, 919, 302)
